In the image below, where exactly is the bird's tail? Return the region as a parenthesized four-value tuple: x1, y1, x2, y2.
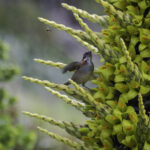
(64, 81, 70, 85)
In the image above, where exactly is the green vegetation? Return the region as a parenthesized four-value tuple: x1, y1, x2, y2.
(23, 0, 150, 149)
(0, 40, 36, 150)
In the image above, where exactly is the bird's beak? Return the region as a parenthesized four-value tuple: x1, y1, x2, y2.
(81, 58, 87, 64)
(83, 57, 88, 61)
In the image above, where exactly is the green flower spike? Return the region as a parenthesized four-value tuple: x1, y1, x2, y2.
(71, 34, 99, 55)
(138, 93, 148, 123)
(38, 17, 91, 43)
(34, 58, 66, 69)
(37, 127, 87, 150)
(68, 79, 95, 104)
(23, 111, 67, 128)
(95, 0, 131, 24)
(45, 86, 85, 112)
(23, 111, 83, 138)
(73, 13, 119, 62)
(22, 76, 85, 100)
(136, 96, 149, 150)
(120, 38, 142, 81)
(62, 3, 108, 26)
(69, 79, 111, 114)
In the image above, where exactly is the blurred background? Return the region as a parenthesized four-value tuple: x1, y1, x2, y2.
(0, 0, 104, 149)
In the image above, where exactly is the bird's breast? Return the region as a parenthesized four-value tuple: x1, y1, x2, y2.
(70, 59, 94, 84)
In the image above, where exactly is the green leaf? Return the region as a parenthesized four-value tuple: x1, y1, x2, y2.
(126, 106, 138, 123)
(128, 80, 139, 89)
(140, 85, 150, 95)
(134, 55, 142, 64)
(117, 102, 127, 112)
(119, 56, 127, 63)
(86, 120, 97, 130)
(145, 18, 150, 28)
(120, 65, 127, 73)
(139, 28, 150, 44)
(127, 6, 140, 15)
(140, 49, 150, 58)
(121, 135, 137, 148)
(127, 26, 139, 35)
(105, 114, 120, 125)
(138, 1, 147, 10)
(115, 83, 128, 93)
(132, 146, 138, 150)
(119, 89, 138, 103)
(117, 133, 125, 143)
(98, 82, 109, 95)
(132, 15, 143, 26)
(140, 61, 147, 72)
(113, 1, 127, 10)
(100, 128, 112, 138)
(98, 64, 114, 81)
(132, 35, 140, 45)
(128, 0, 138, 3)
(143, 141, 150, 150)
(113, 124, 123, 134)
(126, 106, 135, 114)
(114, 74, 125, 82)
(105, 87, 114, 99)
(113, 109, 122, 121)
(139, 44, 147, 52)
(143, 72, 150, 81)
(122, 120, 135, 135)
(93, 91, 105, 100)
(106, 101, 117, 109)
(109, 0, 118, 3)
(100, 138, 113, 149)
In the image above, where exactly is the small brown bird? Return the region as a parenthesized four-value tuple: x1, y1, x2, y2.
(62, 51, 94, 88)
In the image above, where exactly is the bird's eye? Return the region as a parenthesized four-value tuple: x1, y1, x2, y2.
(83, 56, 86, 59)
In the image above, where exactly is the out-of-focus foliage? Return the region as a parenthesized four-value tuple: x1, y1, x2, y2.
(0, 40, 36, 150)
(0, 41, 19, 81)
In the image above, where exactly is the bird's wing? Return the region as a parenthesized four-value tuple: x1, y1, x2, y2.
(62, 61, 82, 73)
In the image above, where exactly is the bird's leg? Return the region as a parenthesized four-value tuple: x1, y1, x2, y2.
(82, 83, 90, 90)
(64, 81, 70, 85)
(90, 73, 98, 80)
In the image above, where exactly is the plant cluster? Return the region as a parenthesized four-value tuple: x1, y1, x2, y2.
(23, 0, 150, 150)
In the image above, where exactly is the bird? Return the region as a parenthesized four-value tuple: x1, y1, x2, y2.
(62, 51, 94, 88)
